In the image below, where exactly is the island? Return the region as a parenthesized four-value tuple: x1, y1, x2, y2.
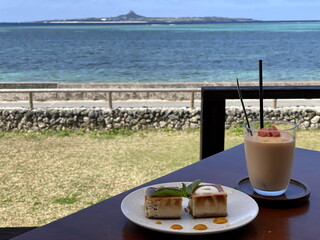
(38, 10, 258, 24)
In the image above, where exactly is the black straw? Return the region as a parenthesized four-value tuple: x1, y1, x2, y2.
(259, 60, 264, 129)
(236, 78, 252, 135)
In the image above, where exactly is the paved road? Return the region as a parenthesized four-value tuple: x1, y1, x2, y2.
(0, 99, 319, 109)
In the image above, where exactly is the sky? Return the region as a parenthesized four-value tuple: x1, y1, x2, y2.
(1, 0, 320, 22)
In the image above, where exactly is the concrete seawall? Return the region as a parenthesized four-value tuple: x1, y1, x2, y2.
(1, 81, 320, 101)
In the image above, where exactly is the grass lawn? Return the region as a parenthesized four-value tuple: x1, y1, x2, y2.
(0, 129, 319, 227)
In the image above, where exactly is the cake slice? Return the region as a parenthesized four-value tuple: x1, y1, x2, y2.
(188, 184, 227, 218)
(144, 187, 182, 219)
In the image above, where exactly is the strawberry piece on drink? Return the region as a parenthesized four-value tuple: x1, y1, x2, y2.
(258, 126, 281, 137)
(268, 126, 281, 137)
(258, 128, 272, 137)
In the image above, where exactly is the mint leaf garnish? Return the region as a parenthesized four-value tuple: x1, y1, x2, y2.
(150, 180, 202, 198)
(181, 183, 187, 196)
(186, 179, 202, 197)
(150, 188, 185, 197)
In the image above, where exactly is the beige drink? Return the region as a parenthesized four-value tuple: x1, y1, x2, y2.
(244, 121, 297, 196)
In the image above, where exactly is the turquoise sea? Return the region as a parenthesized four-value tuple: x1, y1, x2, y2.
(1, 22, 320, 83)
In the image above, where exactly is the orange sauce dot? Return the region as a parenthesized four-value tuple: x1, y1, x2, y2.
(193, 224, 208, 230)
(213, 217, 228, 224)
(170, 224, 183, 230)
(155, 221, 162, 225)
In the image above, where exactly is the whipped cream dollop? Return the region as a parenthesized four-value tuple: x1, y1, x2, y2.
(194, 185, 219, 195)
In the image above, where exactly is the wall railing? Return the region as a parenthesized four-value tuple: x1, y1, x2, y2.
(0, 88, 200, 109)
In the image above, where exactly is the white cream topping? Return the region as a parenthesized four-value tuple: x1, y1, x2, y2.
(194, 186, 219, 195)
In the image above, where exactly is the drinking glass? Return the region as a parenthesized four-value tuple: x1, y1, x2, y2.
(243, 120, 298, 196)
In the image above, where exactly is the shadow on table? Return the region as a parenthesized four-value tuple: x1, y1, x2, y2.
(122, 201, 310, 240)
(0, 227, 37, 240)
(122, 220, 257, 240)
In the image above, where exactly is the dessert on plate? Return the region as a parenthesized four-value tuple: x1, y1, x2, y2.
(188, 184, 228, 218)
(144, 180, 228, 219)
(144, 187, 182, 219)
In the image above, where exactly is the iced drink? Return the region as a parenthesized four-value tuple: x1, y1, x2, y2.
(243, 121, 297, 196)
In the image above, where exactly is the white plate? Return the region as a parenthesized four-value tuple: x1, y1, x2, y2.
(121, 182, 259, 235)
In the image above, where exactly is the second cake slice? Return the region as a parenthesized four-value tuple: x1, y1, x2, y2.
(188, 184, 227, 218)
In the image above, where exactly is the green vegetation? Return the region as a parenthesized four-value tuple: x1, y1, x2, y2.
(53, 196, 78, 205)
(0, 128, 319, 227)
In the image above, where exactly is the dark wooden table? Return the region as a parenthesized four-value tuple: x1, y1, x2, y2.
(13, 145, 320, 240)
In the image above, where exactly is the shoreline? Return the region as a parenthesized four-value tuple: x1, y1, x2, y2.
(1, 80, 320, 87)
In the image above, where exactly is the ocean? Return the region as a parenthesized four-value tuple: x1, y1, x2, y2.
(1, 22, 320, 83)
